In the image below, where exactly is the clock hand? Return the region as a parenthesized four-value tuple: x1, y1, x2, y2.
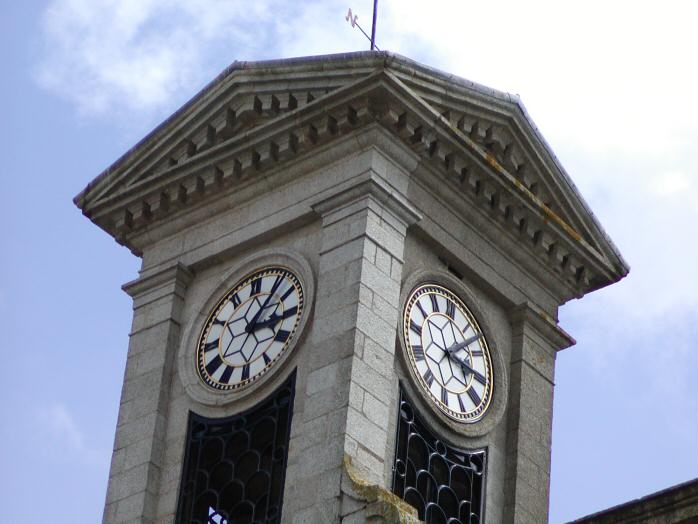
(246, 277, 283, 332)
(249, 304, 298, 330)
(444, 333, 483, 355)
(449, 352, 488, 386)
(452, 354, 477, 375)
(253, 314, 280, 330)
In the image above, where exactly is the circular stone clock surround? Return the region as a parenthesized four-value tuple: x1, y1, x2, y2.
(178, 248, 315, 407)
(397, 269, 508, 438)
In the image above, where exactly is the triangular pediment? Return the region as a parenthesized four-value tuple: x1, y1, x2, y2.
(75, 51, 627, 296)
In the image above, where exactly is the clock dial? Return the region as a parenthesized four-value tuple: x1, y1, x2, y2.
(196, 266, 304, 391)
(403, 284, 493, 422)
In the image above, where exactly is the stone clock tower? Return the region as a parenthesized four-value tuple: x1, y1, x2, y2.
(75, 52, 627, 524)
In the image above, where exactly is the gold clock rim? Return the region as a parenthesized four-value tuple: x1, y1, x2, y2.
(196, 265, 304, 391)
(403, 283, 494, 423)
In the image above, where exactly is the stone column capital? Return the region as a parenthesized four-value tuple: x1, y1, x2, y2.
(122, 262, 193, 302)
(311, 172, 421, 228)
(510, 302, 575, 353)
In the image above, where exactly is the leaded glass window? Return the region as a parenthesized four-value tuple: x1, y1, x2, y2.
(175, 372, 296, 524)
(392, 386, 486, 524)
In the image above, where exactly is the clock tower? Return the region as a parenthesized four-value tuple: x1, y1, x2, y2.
(75, 52, 627, 523)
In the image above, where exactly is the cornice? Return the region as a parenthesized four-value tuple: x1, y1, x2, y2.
(122, 262, 193, 300)
(76, 55, 627, 300)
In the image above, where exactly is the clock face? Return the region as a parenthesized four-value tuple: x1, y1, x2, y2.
(196, 266, 304, 391)
(403, 284, 494, 422)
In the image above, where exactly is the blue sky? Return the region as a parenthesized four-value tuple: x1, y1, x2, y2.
(2, 1, 697, 522)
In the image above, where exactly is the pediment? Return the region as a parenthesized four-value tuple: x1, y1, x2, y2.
(75, 51, 627, 296)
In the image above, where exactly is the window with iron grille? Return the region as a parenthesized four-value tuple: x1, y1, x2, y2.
(392, 386, 486, 524)
(175, 372, 296, 524)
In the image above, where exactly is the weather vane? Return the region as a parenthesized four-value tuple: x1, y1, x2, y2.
(346, 1, 380, 51)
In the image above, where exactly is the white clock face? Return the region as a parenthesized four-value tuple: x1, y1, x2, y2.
(196, 266, 304, 391)
(403, 284, 494, 422)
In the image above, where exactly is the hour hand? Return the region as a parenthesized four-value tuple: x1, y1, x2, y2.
(247, 303, 295, 331)
(252, 312, 282, 330)
(246, 308, 276, 332)
(245, 302, 279, 332)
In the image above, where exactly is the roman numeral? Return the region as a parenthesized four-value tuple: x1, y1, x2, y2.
(205, 355, 223, 376)
(262, 352, 272, 365)
(250, 277, 262, 295)
(281, 306, 297, 319)
(410, 321, 422, 336)
(275, 330, 291, 343)
(212, 318, 226, 326)
(416, 299, 428, 319)
(471, 349, 484, 357)
(441, 386, 448, 405)
(423, 369, 434, 387)
(413, 345, 425, 361)
(230, 293, 241, 307)
(467, 387, 481, 407)
(458, 395, 467, 413)
(241, 364, 250, 381)
(203, 340, 219, 353)
(219, 365, 234, 384)
(430, 294, 439, 313)
(445, 298, 455, 318)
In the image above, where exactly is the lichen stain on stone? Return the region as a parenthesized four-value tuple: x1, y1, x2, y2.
(476, 148, 584, 245)
(342, 454, 421, 523)
(540, 203, 583, 243)
(483, 151, 505, 174)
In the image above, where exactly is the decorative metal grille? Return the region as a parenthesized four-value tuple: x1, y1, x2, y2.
(392, 387, 486, 524)
(175, 372, 296, 524)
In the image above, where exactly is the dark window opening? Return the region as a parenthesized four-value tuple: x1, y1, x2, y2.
(392, 385, 486, 524)
(176, 372, 296, 524)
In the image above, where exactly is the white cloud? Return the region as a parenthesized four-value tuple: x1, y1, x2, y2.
(39, 403, 104, 466)
(649, 170, 694, 197)
(35, 0, 358, 118)
(43, 403, 85, 450)
(37, 0, 279, 115)
(380, 0, 698, 157)
(36, 0, 698, 152)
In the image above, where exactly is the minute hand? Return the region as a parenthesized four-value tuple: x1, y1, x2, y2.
(444, 333, 482, 355)
(252, 307, 295, 330)
(246, 278, 283, 332)
(451, 354, 477, 375)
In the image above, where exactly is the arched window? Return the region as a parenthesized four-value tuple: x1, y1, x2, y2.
(392, 386, 486, 524)
(176, 373, 296, 524)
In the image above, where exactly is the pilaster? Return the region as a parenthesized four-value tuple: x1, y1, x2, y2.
(281, 172, 420, 522)
(103, 263, 193, 524)
(503, 303, 574, 523)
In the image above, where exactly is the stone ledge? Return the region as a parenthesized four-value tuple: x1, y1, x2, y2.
(341, 455, 421, 524)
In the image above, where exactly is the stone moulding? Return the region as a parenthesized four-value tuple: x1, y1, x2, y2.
(74, 51, 628, 299)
